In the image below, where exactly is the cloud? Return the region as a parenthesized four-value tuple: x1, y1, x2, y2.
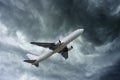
(0, 0, 120, 80)
(1, 28, 119, 80)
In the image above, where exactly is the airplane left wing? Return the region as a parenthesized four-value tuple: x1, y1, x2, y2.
(30, 42, 55, 50)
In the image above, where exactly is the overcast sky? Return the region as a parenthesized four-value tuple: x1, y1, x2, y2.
(0, 0, 120, 80)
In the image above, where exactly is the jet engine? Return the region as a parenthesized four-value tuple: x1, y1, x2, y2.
(68, 46, 73, 51)
(55, 40, 61, 45)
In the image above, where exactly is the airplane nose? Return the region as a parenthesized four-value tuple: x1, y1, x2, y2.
(77, 29, 84, 33)
(80, 29, 84, 33)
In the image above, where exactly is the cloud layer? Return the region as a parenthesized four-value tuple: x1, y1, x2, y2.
(0, 0, 120, 80)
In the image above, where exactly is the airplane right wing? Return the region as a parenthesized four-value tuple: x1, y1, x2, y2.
(61, 51, 68, 59)
(30, 42, 55, 50)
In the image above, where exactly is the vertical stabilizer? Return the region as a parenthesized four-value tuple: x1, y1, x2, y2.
(26, 54, 39, 60)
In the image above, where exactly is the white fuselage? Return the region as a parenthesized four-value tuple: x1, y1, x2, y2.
(33, 29, 84, 64)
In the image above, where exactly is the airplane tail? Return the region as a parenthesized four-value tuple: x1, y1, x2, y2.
(24, 60, 39, 67)
(24, 54, 39, 67)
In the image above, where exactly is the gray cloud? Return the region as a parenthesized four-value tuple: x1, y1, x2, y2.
(0, 0, 120, 80)
(0, 0, 120, 44)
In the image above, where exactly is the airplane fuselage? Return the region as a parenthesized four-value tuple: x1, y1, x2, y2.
(24, 29, 84, 67)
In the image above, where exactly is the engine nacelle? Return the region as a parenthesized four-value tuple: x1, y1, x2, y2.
(68, 46, 73, 51)
(55, 40, 61, 45)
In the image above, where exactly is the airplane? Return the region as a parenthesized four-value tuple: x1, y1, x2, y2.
(24, 29, 84, 67)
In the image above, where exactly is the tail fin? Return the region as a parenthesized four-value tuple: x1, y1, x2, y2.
(26, 54, 39, 60)
(24, 60, 39, 67)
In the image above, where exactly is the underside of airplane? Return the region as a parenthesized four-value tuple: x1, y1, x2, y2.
(30, 40, 73, 59)
(24, 29, 84, 67)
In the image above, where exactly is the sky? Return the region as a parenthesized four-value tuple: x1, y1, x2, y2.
(0, 0, 120, 80)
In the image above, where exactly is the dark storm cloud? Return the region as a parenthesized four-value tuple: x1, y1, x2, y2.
(0, 0, 120, 45)
(0, 0, 120, 80)
(54, 0, 120, 45)
(100, 61, 120, 80)
(98, 36, 120, 80)
(41, 0, 120, 45)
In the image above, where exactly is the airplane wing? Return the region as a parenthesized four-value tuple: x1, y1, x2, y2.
(30, 42, 55, 50)
(61, 52, 68, 59)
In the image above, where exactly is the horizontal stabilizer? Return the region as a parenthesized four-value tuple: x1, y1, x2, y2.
(24, 60, 39, 67)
